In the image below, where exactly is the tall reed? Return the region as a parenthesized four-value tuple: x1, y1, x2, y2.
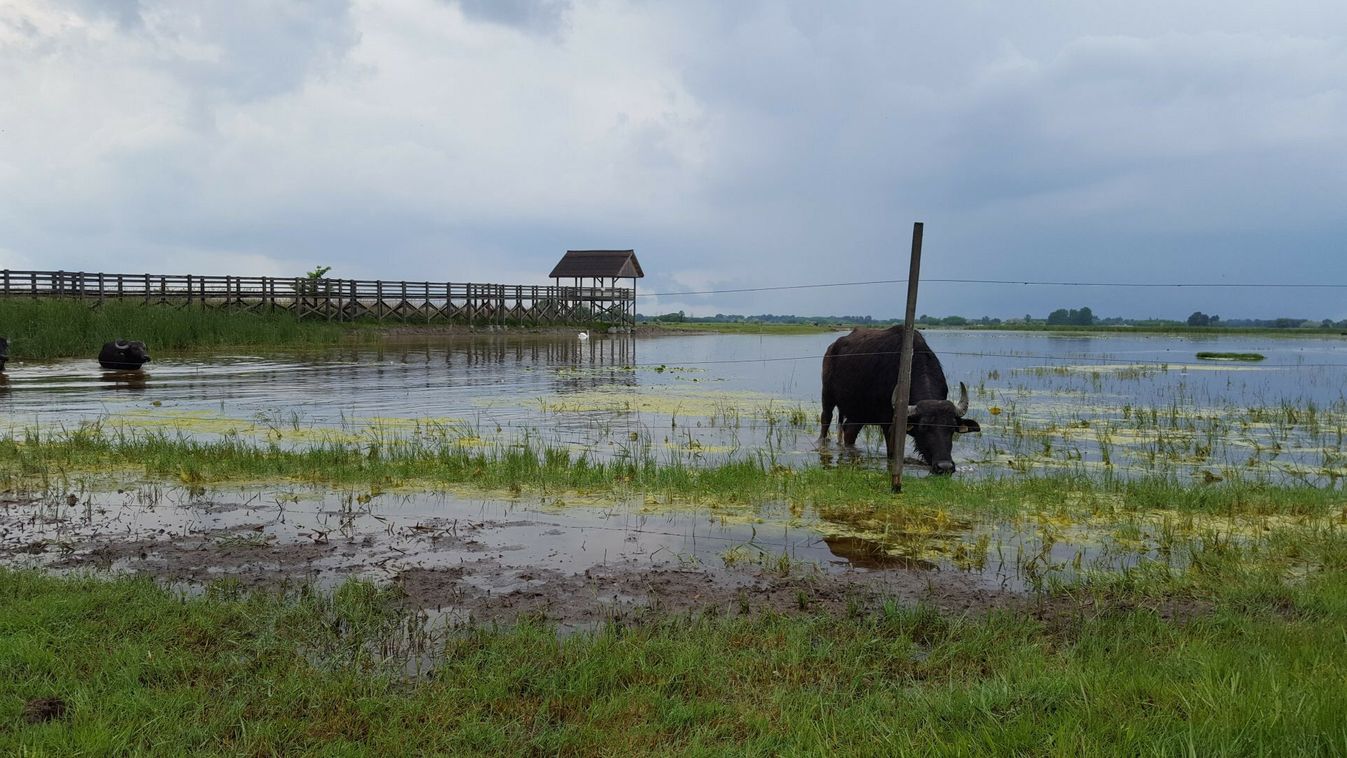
(0, 299, 370, 359)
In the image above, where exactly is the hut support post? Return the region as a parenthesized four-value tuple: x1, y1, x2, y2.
(889, 222, 924, 494)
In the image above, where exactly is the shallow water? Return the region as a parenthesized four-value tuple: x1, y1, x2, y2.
(0, 483, 1191, 605)
(2, 329, 1346, 481)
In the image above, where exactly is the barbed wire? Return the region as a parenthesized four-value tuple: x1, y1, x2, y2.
(636, 277, 1347, 298)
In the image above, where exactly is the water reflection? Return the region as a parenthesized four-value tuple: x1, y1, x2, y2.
(821, 535, 938, 570)
(100, 371, 148, 391)
(815, 439, 865, 468)
(1, 329, 1345, 482)
(1, 482, 1150, 599)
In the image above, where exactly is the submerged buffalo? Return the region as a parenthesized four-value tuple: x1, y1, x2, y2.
(0, 336, 8, 372)
(98, 340, 151, 371)
(819, 326, 979, 474)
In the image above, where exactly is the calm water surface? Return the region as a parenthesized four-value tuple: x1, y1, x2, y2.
(3, 329, 1345, 481)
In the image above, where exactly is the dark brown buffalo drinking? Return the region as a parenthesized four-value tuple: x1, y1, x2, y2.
(819, 326, 979, 474)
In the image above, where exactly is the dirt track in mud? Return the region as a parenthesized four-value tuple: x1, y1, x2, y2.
(1, 490, 1022, 628)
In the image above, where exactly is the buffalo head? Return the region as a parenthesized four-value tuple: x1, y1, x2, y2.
(0, 336, 8, 371)
(903, 382, 980, 475)
(99, 340, 151, 371)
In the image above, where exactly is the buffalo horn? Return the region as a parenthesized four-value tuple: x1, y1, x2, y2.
(955, 382, 969, 416)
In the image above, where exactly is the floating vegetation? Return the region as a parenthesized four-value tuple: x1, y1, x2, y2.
(1196, 351, 1266, 361)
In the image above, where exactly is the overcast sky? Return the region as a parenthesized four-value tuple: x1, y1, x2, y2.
(3, 1, 1345, 320)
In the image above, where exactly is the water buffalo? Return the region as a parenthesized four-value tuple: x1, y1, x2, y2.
(0, 336, 8, 372)
(819, 326, 979, 474)
(98, 340, 151, 370)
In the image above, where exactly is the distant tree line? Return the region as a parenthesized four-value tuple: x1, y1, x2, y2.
(915, 315, 1003, 326)
(639, 311, 898, 326)
(1047, 307, 1095, 326)
(638, 308, 1347, 329)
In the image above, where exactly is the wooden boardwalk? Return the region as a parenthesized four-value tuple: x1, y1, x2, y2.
(0, 270, 636, 327)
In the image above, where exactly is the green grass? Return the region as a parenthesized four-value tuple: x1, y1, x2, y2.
(0, 299, 381, 360)
(3, 544, 1346, 755)
(1196, 351, 1266, 361)
(4, 424, 1345, 519)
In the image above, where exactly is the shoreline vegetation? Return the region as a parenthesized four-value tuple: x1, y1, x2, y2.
(2, 299, 1344, 361)
(3, 426, 1343, 515)
(0, 299, 377, 361)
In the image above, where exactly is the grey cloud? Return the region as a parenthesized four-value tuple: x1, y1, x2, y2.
(4, 0, 1347, 323)
(165, 1, 360, 102)
(66, 0, 145, 28)
(452, 0, 572, 37)
(11, 1, 359, 103)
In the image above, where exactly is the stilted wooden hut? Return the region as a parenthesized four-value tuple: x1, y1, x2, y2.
(548, 250, 643, 328)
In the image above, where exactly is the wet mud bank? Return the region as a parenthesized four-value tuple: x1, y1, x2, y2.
(1, 488, 1023, 628)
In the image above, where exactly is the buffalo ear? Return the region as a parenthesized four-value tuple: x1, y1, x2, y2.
(957, 418, 981, 435)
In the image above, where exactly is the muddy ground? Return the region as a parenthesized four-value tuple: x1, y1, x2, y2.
(0, 489, 1033, 628)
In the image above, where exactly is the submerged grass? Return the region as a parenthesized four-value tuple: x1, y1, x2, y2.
(1196, 351, 1266, 361)
(3, 546, 1346, 754)
(0, 299, 376, 360)
(4, 424, 1345, 521)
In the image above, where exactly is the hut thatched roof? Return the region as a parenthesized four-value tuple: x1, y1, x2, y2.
(548, 250, 644, 279)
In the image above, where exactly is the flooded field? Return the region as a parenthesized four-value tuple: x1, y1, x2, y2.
(3, 329, 1346, 483)
(3, 329, 1345, 619)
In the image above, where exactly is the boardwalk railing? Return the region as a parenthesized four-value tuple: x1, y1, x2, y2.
(0, 270, 636, 327)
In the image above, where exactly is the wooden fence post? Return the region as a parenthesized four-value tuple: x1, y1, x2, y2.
(889, 222, 924, 494)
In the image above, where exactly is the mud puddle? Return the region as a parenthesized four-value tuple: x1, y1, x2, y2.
(0, 487, 1175, 628)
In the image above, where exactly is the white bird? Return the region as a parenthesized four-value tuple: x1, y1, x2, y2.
(577, 330, 590, 341)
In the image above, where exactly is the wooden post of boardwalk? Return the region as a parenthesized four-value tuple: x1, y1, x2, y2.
(889, 222, 924, 493)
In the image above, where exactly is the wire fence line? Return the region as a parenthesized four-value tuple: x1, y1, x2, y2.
(636, 277, 1347, 298)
